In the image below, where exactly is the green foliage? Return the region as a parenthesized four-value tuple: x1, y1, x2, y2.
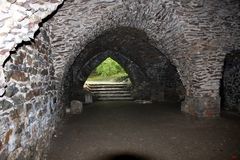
(87, 57, 129, 82)
(95, 57, 126, 77)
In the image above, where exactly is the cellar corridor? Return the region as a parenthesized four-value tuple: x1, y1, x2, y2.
(0, 0, 240, 159)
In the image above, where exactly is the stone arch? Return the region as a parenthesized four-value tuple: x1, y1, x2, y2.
(62, 26, 185, 106)
(1, 0, 240, 159)
(47, 0, 240, 117)
(77, 51, 148, 86)
(69, 50, 152, 103)
(47, 1, 198, 114)
(48, 0, 188, 89)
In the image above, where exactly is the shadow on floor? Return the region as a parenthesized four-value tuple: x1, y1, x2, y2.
(94, 152, 156, 160)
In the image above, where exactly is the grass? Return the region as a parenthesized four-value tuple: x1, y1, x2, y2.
(86, 57, 130, 82)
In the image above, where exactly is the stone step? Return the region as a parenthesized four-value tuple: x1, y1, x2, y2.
(94, 93, 132, 97)
(88, 86, 130, 90)
(92, 90, 130, 94)
(97, 97, 134, 101)
(89, 87, 129, 91)
(87, 83, 129, 86)
(86, 83, 133, 101)
(87, 86, 130, 89)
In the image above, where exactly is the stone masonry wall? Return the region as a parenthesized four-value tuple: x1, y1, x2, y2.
(47, 0, 240, 117)
(0, 1, 63, 159)
(0, 0, 63, 159)
(0, 0, 63, 96)
(0, 26, 63, 160)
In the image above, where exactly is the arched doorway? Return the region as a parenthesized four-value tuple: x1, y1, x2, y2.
(63, 27, 185, 108)
(84, 57, 133, 101)
(71, 51, 150, 103)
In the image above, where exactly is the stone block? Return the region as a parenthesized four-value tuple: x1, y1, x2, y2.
(5, 84, 19, 98)
(84, 93, 93, 104)
(70, 100, 83, 114)
(11, 71, 28, 82)
(0, 99, 14, 110)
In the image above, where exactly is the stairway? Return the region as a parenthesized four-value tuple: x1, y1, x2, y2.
(85, 83, 133, 101)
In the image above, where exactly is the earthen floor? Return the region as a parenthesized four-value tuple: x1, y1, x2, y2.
(46, 101, 240, 160)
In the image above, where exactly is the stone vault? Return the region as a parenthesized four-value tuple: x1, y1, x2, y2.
(0, 0, 240, 159)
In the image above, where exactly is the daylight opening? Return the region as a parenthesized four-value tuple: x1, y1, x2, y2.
(84, 57, 133, 101)
(86, 57, 130, 83)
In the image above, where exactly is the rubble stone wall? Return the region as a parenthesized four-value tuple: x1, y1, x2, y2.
(0, 1, 63, 159)
(0, 26, 63, 160)
(47, 0, 240, 117)
(0, 0, 63, 96)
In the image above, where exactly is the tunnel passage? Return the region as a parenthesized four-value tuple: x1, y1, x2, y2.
(0, 0, 240, 159)
(77, 51, 146, 101)
(72, 51, 149, 102)
(221, 51, 240, 113)
(84, 57, 134, 101)
(64, 27, 185, 106)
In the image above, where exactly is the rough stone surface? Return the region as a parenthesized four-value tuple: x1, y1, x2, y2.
(0, 26, 63, 160)
(0, 0, 63, 96)
(181, 96, 221, 117)
(70, 100, 83, 114)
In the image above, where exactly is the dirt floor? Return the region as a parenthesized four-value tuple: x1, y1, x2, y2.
(46, 101, 240, 160)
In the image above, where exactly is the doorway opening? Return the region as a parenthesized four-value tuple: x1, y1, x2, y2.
(86, 57, 130, 83)
(65, 27, 185, 106)
(84, 57, 133, 101)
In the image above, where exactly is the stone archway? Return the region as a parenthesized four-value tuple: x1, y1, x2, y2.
(49, 1, 188, 90)
(1, 0, 240, 159)
(69, 50, 150, 103)
(46, 0, 240, 117)
(63, 27, 185, 108)
(76, 51, 147, 87)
